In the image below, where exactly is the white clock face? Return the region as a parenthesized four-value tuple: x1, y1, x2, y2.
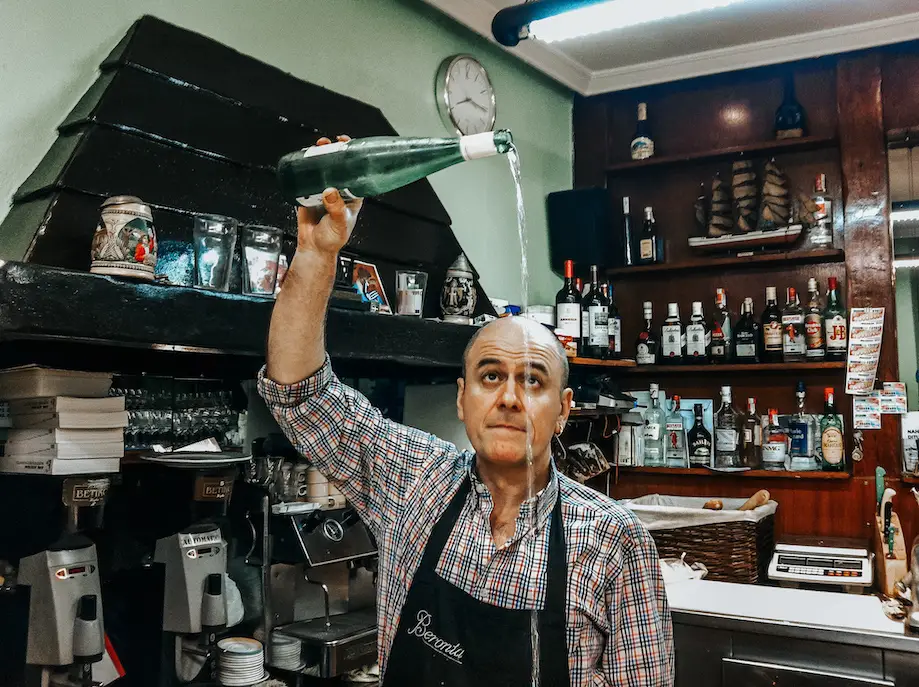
(442, 56, 496, 135)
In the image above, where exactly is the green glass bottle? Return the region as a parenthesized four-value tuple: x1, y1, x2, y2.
(277, 130, 514, 207)
(819, 387, 845, 471)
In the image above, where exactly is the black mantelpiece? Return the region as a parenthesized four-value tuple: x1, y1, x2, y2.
(0, 15, 495, 349)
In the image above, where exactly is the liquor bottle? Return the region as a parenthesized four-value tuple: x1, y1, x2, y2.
(762, 408, 789, 471)
(740, 397, 762, 469)
(734, 297, 760, 363)
(824, 277, 848, 360)
(555, 259, 582, 356)
(774, 73, 807, 140)
(788, 381, 817, 471)
(630, 102, 655, 160)
(635, 302, 659, 366)
(643, 383, 666, 467)
(810, 173, 833, 247)
(622, 196, 634, 267)
(819, 387, 845, 471)
(714, 385, 741, 468)
(804, 277, 826, 360)
(782, 286, 806, 363)
(583, 266, 609, 359)
(638, 207, 660, 265)
(687, 403, 713, 468)
(761, 286, 783, 363)
(710, 288, 732, 364)
(607, 283, 622, 359)
(278, 130, 513, 206)
(685, 301, 710, 363)
(665, 395, 688, 468)
(661, 303, 684, 363)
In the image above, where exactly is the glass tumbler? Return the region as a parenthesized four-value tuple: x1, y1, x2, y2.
(395, 270, 428, 317)
(193, 215, 238, 292)
(241, 224, 283, 297)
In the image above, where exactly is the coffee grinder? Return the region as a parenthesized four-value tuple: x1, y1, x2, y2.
(154, 523, 228, 683)
(18, 534, 106, 687)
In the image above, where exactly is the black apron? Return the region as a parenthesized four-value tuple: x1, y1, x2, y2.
(383, 477, 571, 687)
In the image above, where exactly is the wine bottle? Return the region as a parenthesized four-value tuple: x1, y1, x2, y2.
(635, 301, 659, 366)
(638, 207, 659, 265)
(607, 283, 622, 359)
(583, 266, 609, 359)
(733, 297, 759, 363)
(622, 197, 634, 267)
(630, 102, 655, 160)
(761, 286, 783, 363)
(824, 277, 848, 360)
(710, 288, 732, 364)
(278, 130, 513, 206)
(774, 73, 807, 140)
(555, 260, 582, 356)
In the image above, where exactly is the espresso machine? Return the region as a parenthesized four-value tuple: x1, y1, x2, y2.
(268, 502, 379, 678)
(153, 523, 228, 683)
(18, 533, 106, 687)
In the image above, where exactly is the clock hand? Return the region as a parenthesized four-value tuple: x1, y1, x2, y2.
(469, 100, 488, 114)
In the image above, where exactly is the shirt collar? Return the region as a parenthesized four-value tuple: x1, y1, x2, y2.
(468, 457, 559, 540)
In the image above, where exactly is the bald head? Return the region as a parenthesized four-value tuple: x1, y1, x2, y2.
(461, 317, 569, 391)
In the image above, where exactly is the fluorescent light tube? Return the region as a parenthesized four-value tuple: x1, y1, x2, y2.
(530, 0, 749, 43)
(894, 258, 919, 269)
(891, 209, 919, 223)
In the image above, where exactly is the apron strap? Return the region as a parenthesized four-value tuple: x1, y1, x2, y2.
(537, 490, 570, 687)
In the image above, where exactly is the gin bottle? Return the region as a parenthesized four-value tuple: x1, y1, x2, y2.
(665, 395, 688, 468)
(788, 381, 817, 471)
(714, 385, 741, 468)
(643, 383, 666, 467)
(278, 130, 513, 206)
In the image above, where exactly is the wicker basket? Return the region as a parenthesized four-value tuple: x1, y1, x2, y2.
(625, 495, 776, 584)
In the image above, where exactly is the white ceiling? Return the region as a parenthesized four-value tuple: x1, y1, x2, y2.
(423, 0, 919, 95)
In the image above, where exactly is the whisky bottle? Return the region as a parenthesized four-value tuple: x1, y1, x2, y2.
(819, 387, 845, 471)
(635, 301, 659, 366)
(278, 130, 513, 206)
(824, 277, 848, 360)
(714, 386, 741, 468)
(782, 287, 806, 363)
(734, 297, 759, 363)
(763, 408, 789, 471)
(638, 206, 660, 265)
(630, 102, 655, 160)
(687, 403, 713, 468)
(761, 286, 783, 363)
(710, 288, 732, 364)
(804, 277, 825, 360)
(685, 301, 710, 363)
(661, 303, 684, 363)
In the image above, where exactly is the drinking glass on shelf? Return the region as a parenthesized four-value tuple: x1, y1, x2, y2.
(193, 215, 238, 292)
(395, 270, 427, 317)
(241, 224, 283, 297)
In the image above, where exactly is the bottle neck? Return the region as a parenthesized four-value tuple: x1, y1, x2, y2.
(783, 74, 797, 103)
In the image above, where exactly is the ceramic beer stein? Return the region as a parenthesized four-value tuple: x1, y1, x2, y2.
(90, 195, 157, 281)
(440, 253, 477, 324)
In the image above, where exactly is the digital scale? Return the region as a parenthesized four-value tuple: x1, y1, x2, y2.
(768, 536, 874, 593)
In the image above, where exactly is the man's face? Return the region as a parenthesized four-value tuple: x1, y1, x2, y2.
(457, 319, 572, 468)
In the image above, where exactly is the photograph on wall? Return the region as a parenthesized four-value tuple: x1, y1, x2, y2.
(352, 260, 392, 314)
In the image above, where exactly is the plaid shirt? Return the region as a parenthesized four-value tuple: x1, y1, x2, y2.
(258, 358, 674, 686)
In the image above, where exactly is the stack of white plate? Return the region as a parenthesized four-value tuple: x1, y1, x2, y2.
(217, 637, 266, 686)
(268, 632, 303, 671)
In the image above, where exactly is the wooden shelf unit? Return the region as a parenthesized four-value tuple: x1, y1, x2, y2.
(570, 357, 636, 368)
(625, 361, 846, 374)
(606, 135, 839, 173)
(618, 466, 850, 480)
(606, 249, 845, 278)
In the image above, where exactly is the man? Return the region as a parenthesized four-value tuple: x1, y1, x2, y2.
(259, 138, 673, 687)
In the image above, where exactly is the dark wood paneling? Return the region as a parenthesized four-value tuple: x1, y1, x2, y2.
(882, 44, 919, 132)
(572, 94, 609, 188)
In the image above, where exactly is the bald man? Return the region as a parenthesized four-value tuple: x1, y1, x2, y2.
(258, 144, 673, 687)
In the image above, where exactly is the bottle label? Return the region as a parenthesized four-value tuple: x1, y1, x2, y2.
(666, 422, 684, 448)
(556, 303, 581, 338)
(636, 343, 655, 365)
(710, 342, 725, 357)
(639, 238, 654, 261)
(631, 137, 654, 160)
(763, 322, 783, 351)
(715, 428, 737, 451)
(782, 315, 805, 355)
(789, 420, 809, 456)
(735, 340, 757, 358)
(805, 313, 825, 357)
(609, 318, 622, 353)
(689, 439, 711, 464)
(686, 324, 707, 357)
(581, 311, 590, 341)
(821, 425, 844, 465)
(776, 128, 804, 140)
(826, 316, 848, 351)
(662, 324, 682, 358)
(644, 423, 661, 441)
(762, 442, 787, 465)
(588, 305, 609, 347)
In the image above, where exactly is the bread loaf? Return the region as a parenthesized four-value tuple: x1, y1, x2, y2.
(739, 489, 770, 511)
(702, 499, 724, 511)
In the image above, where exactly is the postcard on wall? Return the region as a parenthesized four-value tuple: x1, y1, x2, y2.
(845, 307, 884, 396)
(880, 382, 908, 414)
(351, 260, 392, 314)
(853, 394, 882, 430)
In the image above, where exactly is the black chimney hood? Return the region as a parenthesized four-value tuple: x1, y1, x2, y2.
(0, 16, 496, 372)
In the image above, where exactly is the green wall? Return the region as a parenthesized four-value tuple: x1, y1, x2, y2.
(0, 0, 571, 305)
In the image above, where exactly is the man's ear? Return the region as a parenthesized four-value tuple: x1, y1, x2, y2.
(456, 377, 465, 422)
(558, 387, 574, 429)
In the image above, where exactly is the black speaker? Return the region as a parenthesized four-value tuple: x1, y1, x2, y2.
(546, 187, 617, 276)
